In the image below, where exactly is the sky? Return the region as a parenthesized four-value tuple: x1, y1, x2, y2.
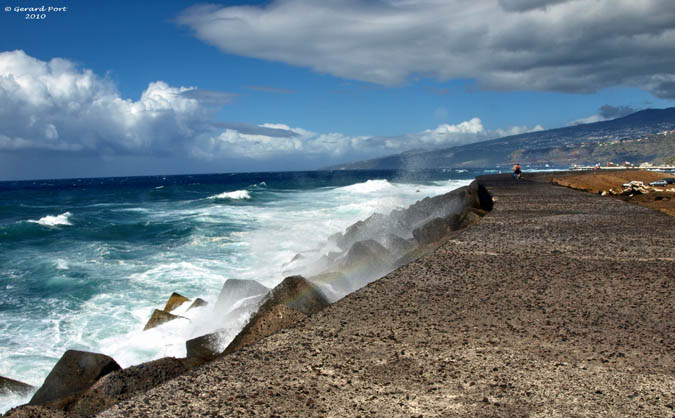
(1, 0, 674, 180)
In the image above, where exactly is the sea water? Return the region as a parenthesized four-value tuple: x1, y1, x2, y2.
(0, 169, 478, 412)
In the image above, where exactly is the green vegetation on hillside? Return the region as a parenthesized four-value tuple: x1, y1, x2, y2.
(590, 132, 675, 165)
(512, 132, 675, 166)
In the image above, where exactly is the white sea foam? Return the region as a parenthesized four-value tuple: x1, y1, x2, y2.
(118, 207, 150, 213)
(27, 212, 72, 227)
(0, 391, 34, 415)
(55, 259, 69, 270)
(94, 292, 247, 368)
(341, 179, 393, 193)
(207, 190, 251, 200)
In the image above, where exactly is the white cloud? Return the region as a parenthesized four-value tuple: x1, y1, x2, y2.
(194, 117, 544, 161)
(568, 114, 604, 126)
(191, 123, 373, 160)
(400, 118, 543, 150)
(415, 118, 486, 146)
(0, 50, 217, 155)
(495, 124, 545, 137)
(0, 50, 543, 174)
(568, 105, 636, 126)
(178, 0, 675, 98)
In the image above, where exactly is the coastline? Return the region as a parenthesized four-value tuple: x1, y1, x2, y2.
(6, 173, 675, 416)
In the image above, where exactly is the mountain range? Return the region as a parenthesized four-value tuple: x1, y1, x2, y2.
(327, 108, 675, 170)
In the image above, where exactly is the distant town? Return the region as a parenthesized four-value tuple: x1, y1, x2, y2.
(569, 130, 675, 171)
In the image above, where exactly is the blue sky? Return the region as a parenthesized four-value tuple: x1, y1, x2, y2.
(1, 0, 674, 180)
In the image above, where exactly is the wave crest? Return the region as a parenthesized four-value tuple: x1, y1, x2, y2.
(341, 179, 393, 193)
(207, 190, 251, 200)
(27, 212, 73, 227)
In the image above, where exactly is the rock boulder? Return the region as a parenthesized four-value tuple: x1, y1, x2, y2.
(187, 298, 208, 311)
(163, 292, 190, 312)
(224, 276, 328, 354)
(224, 305, 307, 355)
(143, 309, 188, 331)
(380, 233, 417, 258)
(66, 357, 189, 416)
(29, 350, 121, 408)
(412, 207, 483, 246)
(340, 240, 393, 277)
(0, 375, 34, 396)
(186, 331, 227, 362)
(263, 275, 329, 316)
(412, 216, 453, 246)
(307, 271, 350, 302)
(215, 279, 269, 314)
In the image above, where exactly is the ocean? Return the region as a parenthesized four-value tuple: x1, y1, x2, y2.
(0, 169, 486, 412)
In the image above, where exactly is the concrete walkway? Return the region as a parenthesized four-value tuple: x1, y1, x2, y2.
(102, 174, 674, 417)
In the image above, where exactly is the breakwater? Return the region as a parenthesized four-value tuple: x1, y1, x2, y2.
(96, 174, 672, 417)
(3, 180, 491, 416)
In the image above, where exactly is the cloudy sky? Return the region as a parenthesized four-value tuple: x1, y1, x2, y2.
(1, 0, 674, 180)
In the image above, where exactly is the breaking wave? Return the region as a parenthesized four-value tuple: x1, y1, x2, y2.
(27, 212, 73, 227)
(207, 190, 251, 200)
(341, 179, 394, 193)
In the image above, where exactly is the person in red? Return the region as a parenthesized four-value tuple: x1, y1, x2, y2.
(513, 163, 522, 180)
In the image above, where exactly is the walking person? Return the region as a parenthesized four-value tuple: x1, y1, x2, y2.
(512, 163, 522, 180)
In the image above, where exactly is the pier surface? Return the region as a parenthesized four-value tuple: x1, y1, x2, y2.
(100, 174, 674, 417)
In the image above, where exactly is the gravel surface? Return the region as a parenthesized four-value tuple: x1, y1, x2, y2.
(100, 174, 675, 417)
(547, 170, 675, 217)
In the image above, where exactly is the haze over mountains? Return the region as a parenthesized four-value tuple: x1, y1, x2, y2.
(328, 108, 675, 170)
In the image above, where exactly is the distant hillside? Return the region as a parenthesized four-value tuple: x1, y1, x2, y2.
(327, 108, 675, 170)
